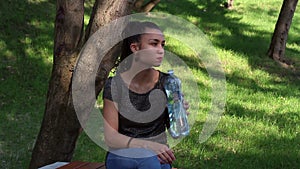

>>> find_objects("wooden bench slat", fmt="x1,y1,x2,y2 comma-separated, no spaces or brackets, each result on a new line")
57,161,106,169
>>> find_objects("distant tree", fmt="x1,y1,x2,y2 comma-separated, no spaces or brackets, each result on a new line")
267,0,298,66
29,0,133,168
224,0,234,9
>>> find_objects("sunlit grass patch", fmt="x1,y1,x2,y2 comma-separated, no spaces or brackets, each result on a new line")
1,0,300,168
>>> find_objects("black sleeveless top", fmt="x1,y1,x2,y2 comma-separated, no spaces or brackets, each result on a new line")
103,71,170,144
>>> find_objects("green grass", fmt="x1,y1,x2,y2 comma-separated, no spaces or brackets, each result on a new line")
0,0,55,168
1,0,300,168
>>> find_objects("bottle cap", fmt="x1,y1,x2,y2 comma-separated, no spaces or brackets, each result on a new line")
167,70,174,74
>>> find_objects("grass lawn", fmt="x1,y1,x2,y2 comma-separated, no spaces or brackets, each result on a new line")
0,0,299,168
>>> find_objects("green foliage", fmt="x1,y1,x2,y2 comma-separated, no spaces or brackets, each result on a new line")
0,0,299,168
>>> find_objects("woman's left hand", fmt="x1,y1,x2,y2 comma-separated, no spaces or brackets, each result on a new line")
182,93,190,115
183,99,190,115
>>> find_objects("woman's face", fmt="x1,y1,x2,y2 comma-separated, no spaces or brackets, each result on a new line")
135,28,165,67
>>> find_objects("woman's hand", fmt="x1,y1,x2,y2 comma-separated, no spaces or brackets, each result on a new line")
182,93,190,115
131,139,176,164
147,141,176,164
183,99,190,115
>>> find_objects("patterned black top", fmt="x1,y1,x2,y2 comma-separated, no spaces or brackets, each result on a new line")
103,70,170,144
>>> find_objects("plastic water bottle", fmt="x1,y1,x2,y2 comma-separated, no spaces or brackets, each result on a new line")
164,70,190,138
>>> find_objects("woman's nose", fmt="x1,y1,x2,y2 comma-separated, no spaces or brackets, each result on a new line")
158,48,164,54
158,44,164,52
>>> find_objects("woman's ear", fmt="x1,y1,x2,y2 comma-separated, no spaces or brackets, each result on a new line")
130,43,139,53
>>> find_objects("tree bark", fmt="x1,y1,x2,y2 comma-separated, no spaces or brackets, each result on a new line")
227,0,233,9
29,0,133,168
85,0,132,97
267,0,298,65
134,0,144,10
224,0,233,9
134,0,160,13
29,1,85,168
142,0,160,13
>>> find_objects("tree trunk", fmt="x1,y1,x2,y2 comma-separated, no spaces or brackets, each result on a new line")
142,0,160,13
224,0,233,9
134,0,144,10
134,0,160,13
227,0,233,9
29,1,85,168
85,0,132,96
29,0,133,168
267,0,298,65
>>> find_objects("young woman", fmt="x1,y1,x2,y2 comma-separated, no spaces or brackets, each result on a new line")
102,21,188,169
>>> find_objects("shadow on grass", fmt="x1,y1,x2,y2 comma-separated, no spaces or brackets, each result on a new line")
226,102,299,132
205,132,300,169
0,0,101,168
176,121,300,169
1,0,299,168
0,0,54,168
155,1,300,168
227,69,300,95
155,0,300,80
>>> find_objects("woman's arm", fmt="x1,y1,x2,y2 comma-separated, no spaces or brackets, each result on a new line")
103,98,129,148
103,98,176,163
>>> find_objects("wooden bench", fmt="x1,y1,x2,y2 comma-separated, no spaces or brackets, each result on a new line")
57,161,106,169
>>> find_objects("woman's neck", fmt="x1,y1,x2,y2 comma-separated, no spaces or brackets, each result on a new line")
120,68,159,93
122,67,154,83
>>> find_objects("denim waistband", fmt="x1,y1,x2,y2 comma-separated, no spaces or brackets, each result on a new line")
108,148,157,158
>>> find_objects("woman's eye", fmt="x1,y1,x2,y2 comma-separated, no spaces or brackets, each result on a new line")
151,43,158,46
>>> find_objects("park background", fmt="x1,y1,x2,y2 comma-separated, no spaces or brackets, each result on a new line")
0,0,299,168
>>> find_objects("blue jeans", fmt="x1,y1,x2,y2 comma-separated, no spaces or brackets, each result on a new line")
106,148,171,169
